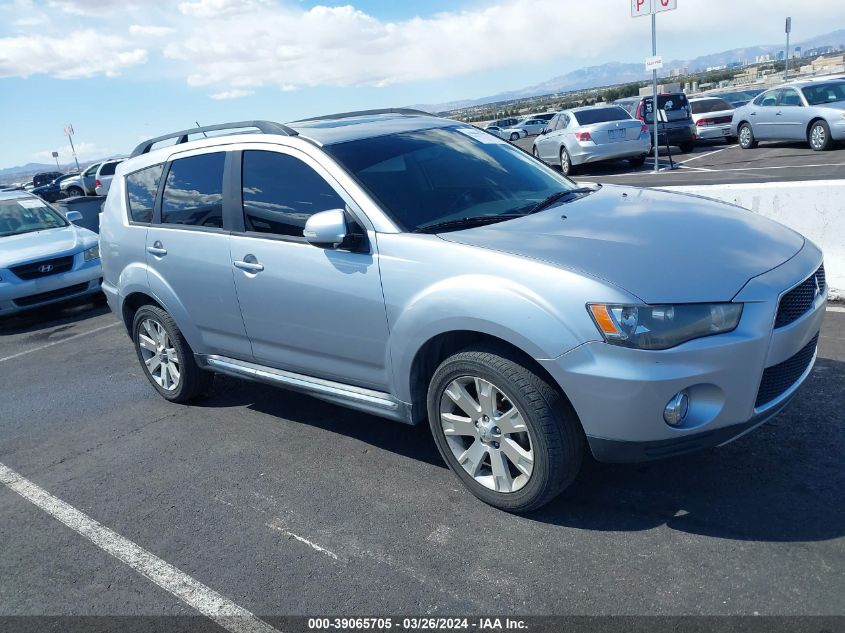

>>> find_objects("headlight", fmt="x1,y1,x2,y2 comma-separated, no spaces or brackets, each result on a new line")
83,245,100,261
587,303,743,350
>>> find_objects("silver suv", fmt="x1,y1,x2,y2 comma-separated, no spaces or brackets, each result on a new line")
100,111,825,512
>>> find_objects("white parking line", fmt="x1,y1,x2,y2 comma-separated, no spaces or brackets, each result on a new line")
679,146,736,164
828,306,845,313
266,519,340,561
691,162,845,174
0,462,280,633
0,322,121,363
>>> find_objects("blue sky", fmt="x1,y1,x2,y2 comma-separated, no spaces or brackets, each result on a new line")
1,0,844,170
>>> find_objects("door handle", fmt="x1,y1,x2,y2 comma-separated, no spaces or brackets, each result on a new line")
146,241,167,256
234,255,264,273
750,112,756,116
775,112,783,116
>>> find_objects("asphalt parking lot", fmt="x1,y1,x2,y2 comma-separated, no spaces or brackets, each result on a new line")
512,136,845,186
1,298,844,627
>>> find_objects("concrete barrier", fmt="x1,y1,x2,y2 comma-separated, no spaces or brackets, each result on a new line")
659,180,845,300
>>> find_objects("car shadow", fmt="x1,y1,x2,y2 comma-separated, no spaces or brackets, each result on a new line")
0,299,110,336
196,354,844,543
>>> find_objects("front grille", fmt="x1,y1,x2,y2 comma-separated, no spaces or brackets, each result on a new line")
755,332,818,408
13,282,89,307
10,255,74,280
774,264,825,328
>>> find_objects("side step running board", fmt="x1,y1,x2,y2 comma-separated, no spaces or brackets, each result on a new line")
197,355,414,424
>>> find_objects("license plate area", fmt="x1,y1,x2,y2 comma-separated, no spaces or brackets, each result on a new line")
608,129,625,141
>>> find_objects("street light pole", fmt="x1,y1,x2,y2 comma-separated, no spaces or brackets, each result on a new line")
785,17,792,80
652,11,659,173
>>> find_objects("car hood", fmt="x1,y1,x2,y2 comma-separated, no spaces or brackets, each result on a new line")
59,176,83,189
438,185,805,303
0,224,97,268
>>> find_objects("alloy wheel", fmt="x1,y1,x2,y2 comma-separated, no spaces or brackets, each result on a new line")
439,376,534,493
811,124,826,150
739,126,751,147
137,318,181,391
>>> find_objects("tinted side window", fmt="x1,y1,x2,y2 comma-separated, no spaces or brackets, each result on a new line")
100,161,120,177
125,164,164,223
161,152,225,227
241,151,345,237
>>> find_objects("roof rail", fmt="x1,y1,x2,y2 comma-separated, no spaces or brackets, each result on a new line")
129,120,298,158
293,108,432,123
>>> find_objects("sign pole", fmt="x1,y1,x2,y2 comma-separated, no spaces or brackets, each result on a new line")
64,124,81,172
784,17,792,80
652,11,659,173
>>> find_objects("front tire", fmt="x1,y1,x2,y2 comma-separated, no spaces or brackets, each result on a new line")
65,186,84,197
427,345,584,512
809,120,832,151
510,132,520,141
132,305,213,403
738,123,757,149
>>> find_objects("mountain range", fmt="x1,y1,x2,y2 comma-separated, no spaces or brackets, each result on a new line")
418,28,845,112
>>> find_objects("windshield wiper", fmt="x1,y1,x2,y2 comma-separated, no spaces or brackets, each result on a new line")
413,214,523,234
527,186,599,215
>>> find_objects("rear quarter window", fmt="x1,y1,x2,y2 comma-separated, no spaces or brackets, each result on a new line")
125,164,164,223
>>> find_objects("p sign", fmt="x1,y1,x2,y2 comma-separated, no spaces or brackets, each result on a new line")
631,0,652,17
655,0,677,13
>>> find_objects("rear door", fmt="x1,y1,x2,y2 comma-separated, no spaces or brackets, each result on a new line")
229,146,391,390
144,149,251,359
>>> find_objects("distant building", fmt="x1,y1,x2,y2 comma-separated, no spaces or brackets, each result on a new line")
794,46,802,58
777,50,785,61
669,66,688,77
754,54,772,63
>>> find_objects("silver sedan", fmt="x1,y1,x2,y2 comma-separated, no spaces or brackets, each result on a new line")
532,106,651,175
731,79,845,151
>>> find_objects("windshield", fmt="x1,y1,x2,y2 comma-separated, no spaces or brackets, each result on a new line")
574,107,631,125
325,126,577,232
691,98,733,114
802,82,845,106
0,198,68,237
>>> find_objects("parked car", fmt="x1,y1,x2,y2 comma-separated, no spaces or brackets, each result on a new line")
706,88,764,108
31,173,78,203
1,182,26,192
483,125,528,141
94,159,124,196
529,112,556,122
532,105,651,175
615,93,696,152
731,79,845,151
101,112,824,513
514,117,549,136
689,96,736,143
32,171,64,188
490,117,520,129
0,191,102,315
61,161,102,197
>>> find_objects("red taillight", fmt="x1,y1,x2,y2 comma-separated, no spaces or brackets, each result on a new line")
635,103,644,121
640,124,649,134
95,179,102,187
575,131,592,142
697,118,714,126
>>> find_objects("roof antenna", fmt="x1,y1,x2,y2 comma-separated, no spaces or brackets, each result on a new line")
195,121,208,138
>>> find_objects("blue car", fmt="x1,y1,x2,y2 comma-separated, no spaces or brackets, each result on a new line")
0,192,102,316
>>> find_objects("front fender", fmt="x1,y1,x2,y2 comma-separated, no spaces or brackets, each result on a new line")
388,274,584,402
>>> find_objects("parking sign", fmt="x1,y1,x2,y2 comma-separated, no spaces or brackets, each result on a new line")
655,0,677,12
631,0,652,17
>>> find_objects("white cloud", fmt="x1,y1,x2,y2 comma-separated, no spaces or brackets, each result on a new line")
129,24,175,37
0,29,147,79
32,142,114,163
209,89,254,100
178,0,271,18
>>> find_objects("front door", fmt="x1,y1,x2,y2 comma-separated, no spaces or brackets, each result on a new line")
229,147,391,391
774,88,809,140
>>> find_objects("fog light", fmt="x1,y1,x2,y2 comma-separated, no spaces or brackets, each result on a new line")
663,391,689,426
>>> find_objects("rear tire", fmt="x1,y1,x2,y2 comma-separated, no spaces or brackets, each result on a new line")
628,155,647,167
510,132,520,141
427,345,584,513
738,123,758,149
679,142,695,153
559,147,574,176
65,186,84,197
132,305,213,403
809,120,832,151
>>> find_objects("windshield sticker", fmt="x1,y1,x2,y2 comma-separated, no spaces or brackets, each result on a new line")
17,199,47,209
457,127,508,144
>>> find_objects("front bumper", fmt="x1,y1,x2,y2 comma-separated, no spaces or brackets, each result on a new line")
539,245,825,462
830,117,845,141
0,255,102,316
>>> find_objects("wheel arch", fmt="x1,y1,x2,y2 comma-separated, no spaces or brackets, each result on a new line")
806,117,828,139
121,292,164,335
407,330,572,424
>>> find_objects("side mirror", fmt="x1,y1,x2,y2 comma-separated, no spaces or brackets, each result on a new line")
304,209,348,248
541,128,550,135
64,210,83,223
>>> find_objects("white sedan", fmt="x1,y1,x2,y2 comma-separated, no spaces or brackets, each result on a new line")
483,125,528,141
515,118,549,136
